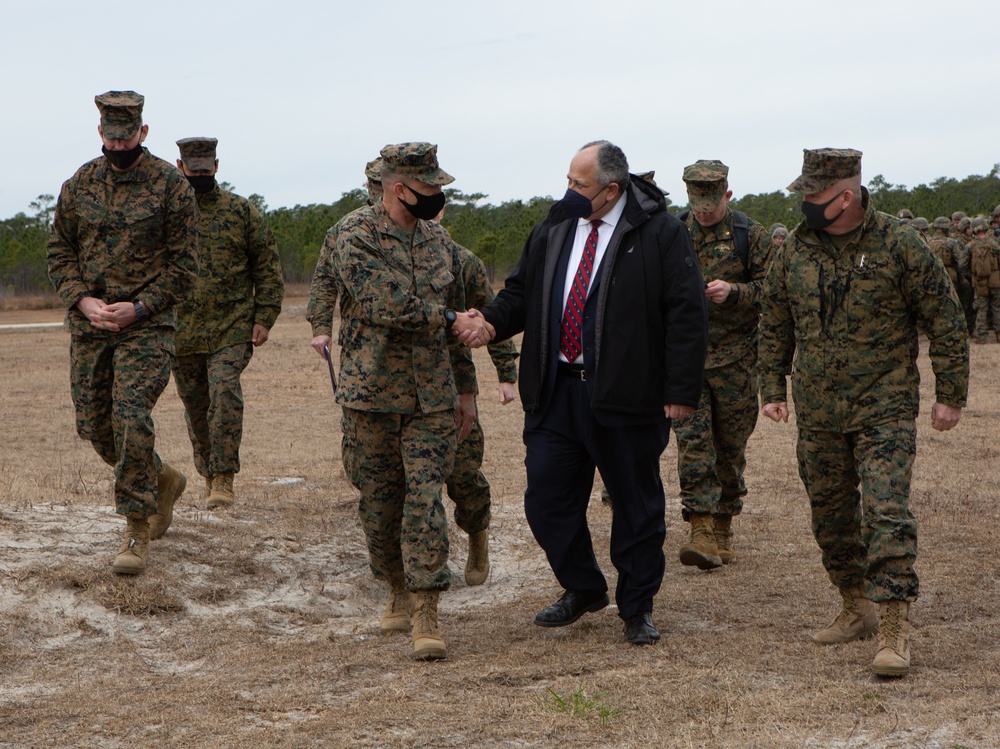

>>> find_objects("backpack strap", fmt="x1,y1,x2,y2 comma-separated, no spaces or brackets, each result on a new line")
731,210,751,282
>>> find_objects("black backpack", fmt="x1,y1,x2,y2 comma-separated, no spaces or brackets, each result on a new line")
678,209,752,282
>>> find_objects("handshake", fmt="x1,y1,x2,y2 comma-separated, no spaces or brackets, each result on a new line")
450,309,495,348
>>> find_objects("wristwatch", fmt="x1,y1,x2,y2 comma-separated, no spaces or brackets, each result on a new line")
444,308,457,325
133,301,150,322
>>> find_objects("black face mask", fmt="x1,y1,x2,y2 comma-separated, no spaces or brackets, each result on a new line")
186,175,216,194
400,185,446,221
801,191,846,231
550,186,611,223
102,142,144,170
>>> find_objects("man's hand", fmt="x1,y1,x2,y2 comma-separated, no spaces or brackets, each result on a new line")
498,382,518,405
762,402,789,423
664,404,695,420
931,402,962,431
78,297,142,332
456,392,477,441
311,334,332,358
252,324,271,346
453,309,495,348
705,279,733,304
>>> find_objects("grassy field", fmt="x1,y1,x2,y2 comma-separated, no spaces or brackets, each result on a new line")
0,296,997,748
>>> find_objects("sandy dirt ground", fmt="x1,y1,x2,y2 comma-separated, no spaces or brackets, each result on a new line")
1,297,998,748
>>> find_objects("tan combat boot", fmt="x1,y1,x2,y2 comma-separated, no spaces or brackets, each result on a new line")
713,514,734,565
113,517,150,575
679,513,723,570
411,590,446,660
148,463,187,540
465,529,490,586
872,600,911,677
206,474,235,510
812,585,879,644
380,584,415,633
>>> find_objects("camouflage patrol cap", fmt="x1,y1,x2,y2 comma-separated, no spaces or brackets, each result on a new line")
932,216,952,230
971,217,989,233
897,209,914,220
379,142,454,185
636,170,669,196
95,90,144,140
176,137,218,171
682,160,729,212
911,217,929,230
951,211,967,221
787,148,862,195
365,156,384,201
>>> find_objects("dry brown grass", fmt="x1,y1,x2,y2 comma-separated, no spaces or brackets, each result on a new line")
0,290,61,312
1,298,999,748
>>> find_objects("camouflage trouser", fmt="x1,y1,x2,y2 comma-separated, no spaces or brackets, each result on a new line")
972,289,1000,340
341,407,456,591
444,418,490,535
961,282,976,333
70,328,172,518
172,343,253,478
796,420,918,602
673,350,758,519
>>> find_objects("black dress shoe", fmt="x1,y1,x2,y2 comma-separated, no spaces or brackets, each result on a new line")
534,590,610,627
623,612,660,645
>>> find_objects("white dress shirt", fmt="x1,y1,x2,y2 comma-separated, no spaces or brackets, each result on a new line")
559,192,628,363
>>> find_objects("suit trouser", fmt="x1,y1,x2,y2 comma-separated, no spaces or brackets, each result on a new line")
796,420,918,602
523,374,670,620
70,327,172,518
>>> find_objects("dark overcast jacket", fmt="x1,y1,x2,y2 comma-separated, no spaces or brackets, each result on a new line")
481,175,708,423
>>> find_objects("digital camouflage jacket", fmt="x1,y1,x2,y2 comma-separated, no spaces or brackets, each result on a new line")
335,202,476,414
47,149,199,337
684,208,773,369
174,186,284,355
759,189,969,432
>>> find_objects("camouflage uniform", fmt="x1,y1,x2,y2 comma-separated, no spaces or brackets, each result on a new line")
335,145,476,593
172,138,284,481
306,225,345,343
760,149,968,603
307,157,385,343
46,92,199,518
927,217,969,293
950,219,975,323
675,161,774,522
968,224,1000,342
446,246,518,534
309,161,518,538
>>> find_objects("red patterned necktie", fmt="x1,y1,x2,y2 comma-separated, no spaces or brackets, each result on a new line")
559,219,603,363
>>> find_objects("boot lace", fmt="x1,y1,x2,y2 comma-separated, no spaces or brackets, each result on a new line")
881,602,901,647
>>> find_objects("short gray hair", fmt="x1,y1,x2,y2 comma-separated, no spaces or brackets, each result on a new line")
580,140,630,191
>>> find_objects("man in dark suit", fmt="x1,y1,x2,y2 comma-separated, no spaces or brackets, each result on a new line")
458,141,707,644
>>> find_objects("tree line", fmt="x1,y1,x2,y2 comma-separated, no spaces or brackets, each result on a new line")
3,167,999,297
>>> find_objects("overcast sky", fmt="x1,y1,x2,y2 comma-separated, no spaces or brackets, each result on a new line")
1,0,995,219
